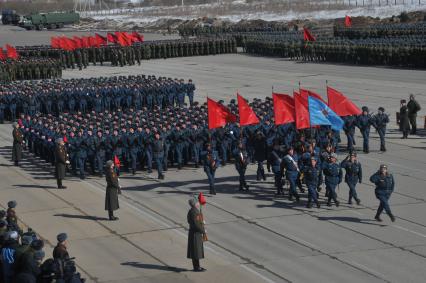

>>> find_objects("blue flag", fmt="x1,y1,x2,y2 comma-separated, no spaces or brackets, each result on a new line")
308,96,344,131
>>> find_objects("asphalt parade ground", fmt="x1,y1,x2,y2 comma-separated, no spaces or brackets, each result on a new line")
1,52,426,282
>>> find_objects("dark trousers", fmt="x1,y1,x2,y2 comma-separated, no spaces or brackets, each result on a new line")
57,179,63,188
376,193,392,217
108,209,115,219
377,128,386,150
409,115,417,134
287,175,299,199
192,259,200,270
361,129,370,152
307,184,318,203
237,167,247,189
206,168,216,193
256,161,265,180
347,182,359,202
326,183,338,203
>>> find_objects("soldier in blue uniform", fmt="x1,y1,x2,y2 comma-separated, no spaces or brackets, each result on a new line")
233,142,249,191
370,164,395,222
283,147,300,202
186,79,196,106
356,106,373,153
323,153,343,207
75,130,87,179
94,130,106,177
201,143,219,195
343,115,356,152
341,152,362,205
127,127,139,175
85,130,96,175
303,156,322,208
373,107,389,152
153,132,165,179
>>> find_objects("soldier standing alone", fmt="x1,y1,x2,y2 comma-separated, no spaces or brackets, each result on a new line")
54,138,68,189
399,100,410,139
105,160,121,221
12,122,24,166
187,198,206,272
407,94,421,135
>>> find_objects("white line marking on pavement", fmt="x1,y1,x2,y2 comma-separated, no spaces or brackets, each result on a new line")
240,264,278,283
393,225,426,239
349,260,387,280
81,180,273,282
351,210,364,216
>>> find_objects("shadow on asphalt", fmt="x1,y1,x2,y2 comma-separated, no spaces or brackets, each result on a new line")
316,216,386,226
54,213,110,221
121,261,187,272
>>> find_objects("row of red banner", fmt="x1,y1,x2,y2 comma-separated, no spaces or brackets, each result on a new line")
207,86,361,130
51,31,144,51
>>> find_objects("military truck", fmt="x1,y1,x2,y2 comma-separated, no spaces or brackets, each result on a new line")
19,11,80,30
2,9,21,25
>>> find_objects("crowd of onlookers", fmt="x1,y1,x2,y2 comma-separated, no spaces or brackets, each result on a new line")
0,201,84,283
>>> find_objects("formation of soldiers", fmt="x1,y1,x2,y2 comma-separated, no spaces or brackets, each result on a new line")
0,75,196,122
0,201,84,282
0,58,62,82
333,22,426,39
10,77,393,207
243,31,426,68
177,20,290,37
16,37,237,71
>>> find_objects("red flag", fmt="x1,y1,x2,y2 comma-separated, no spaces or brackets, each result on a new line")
273,92,295,125
300,88,327,104
59,37,74,51
114,155,121,167
107,33,117,44
88,36,99,47
63,136,68,143
131,31,144,42
327,86,361,116
207,98,237,129
121,32,133,45
0,48,6,60
294,92,310,129
51,37,60,49
303,27,316,42
73,36,83,49
237,93,259,126
81,36,90,48
345,15,352,27
198,192,206,205
114,32,127,47
95,33,107,46
5,44,19,59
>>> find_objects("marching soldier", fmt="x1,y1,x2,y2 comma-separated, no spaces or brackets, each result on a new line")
303,157,322,208
283,147,300,202
105,160,121,221
201,143,219,195
323,153,342,207
233,142,249,191
341,152,362,205
357,106,373,153
373,107,389,152
153,132,165,180
370,164,395,222
187,198,206,272
54,138,68,189
12,122,24,166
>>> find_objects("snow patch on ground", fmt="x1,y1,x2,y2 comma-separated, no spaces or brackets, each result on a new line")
89,3,425,24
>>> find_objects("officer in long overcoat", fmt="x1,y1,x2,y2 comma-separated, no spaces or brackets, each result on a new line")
54,138,68,189
12,122,23,166
399,100,410,139
105,160,120,221
187,198,206,272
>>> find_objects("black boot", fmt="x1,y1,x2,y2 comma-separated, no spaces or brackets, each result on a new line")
389,214,396,222
375,214,382,222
